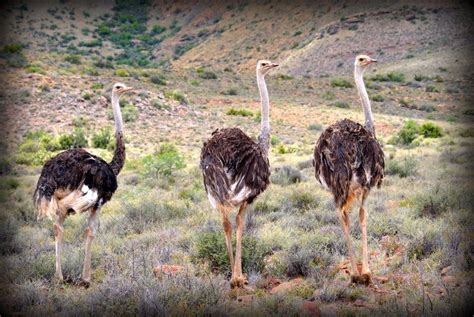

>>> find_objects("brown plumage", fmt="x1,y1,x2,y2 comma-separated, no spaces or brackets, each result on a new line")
33,82,132,285
313,119,384,208
200,60,278,289
313,55,384,285
201,128,270,207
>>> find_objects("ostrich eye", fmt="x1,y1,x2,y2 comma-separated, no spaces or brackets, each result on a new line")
359,58,364,62
262,63,267,66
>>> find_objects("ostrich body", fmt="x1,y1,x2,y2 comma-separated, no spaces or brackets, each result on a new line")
313,55,384,284
33,83,133,285
200,60,278,288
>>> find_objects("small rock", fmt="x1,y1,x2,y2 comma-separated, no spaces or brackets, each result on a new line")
270,277,303,294
301,301,321,317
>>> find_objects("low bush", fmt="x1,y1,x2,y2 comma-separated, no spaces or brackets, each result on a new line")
331,101,349,108
64,54,81,64
222,88,238,96
372,72,405,82
420,122,443,138
271,166,302,186
142,143,186,177
331,78,353,88
226,108,253,117
391,120,419,145
195,231,271,275
385,156,417,177
58,128,88,149
372,94,384,102
308,123,323,131
164,90,188,105
115,69,130,77
426,85,440,93
92,127,113,149
120,102,138,122
150,74,166,85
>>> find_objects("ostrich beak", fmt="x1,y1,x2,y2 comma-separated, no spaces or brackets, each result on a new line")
368,59,377,64
122,87,134,93
271,63,279,67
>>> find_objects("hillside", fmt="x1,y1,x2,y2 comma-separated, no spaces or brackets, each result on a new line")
0,0,473,316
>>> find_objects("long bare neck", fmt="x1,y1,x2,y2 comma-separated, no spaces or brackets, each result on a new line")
110,93,126,175
354,67,375,137
257,71,270,156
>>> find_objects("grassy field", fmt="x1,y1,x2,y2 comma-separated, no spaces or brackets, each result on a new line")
0,1,473,316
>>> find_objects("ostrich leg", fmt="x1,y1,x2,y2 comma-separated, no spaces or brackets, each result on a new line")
81,208,99,285
358,190,371,284
231,202,248,288
218,204,234,276
53,215,66,281
338,204,359,281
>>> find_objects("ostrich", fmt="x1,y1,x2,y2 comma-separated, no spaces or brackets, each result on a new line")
200,60,278,288
313,55,384,284
33,83,133,285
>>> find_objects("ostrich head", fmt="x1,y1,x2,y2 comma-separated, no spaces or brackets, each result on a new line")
354,55,377,72
112,82,133,97
257,60,279,76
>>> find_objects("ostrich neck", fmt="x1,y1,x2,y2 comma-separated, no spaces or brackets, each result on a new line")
111,94,123,134
257,72,270,156
354,68,375,137
110,93,126,175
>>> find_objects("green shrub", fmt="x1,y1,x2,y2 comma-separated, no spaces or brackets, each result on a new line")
195,231,271,274
385,156,417,177
64,54,81,65
289,191,318,211
426,85,440,93
82,92,92,100
115,69,130,77
3,44,23,54
372,72,405,82
322,91,335,100
331,78,353,88
150,74,166,85
222,88,238,95
395,120,420,145
308,123,323,131
92,127,112,149
198,70,217,79
91,83,104,90
15,130,62,165
226,108,253,117
271,166,302,186
331,101,349,109
278,74,294,80
121,102,138,122
164,90,188,105
142,143,186,177
26,65,45,74
276,144,297,154
420,122,443,138
372,94,384,102
151,24,166,34
58,128,88,149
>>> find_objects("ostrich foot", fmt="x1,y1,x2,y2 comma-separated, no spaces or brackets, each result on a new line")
351,273,372,285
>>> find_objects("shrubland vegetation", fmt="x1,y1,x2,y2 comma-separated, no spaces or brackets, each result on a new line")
0,1,472,315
